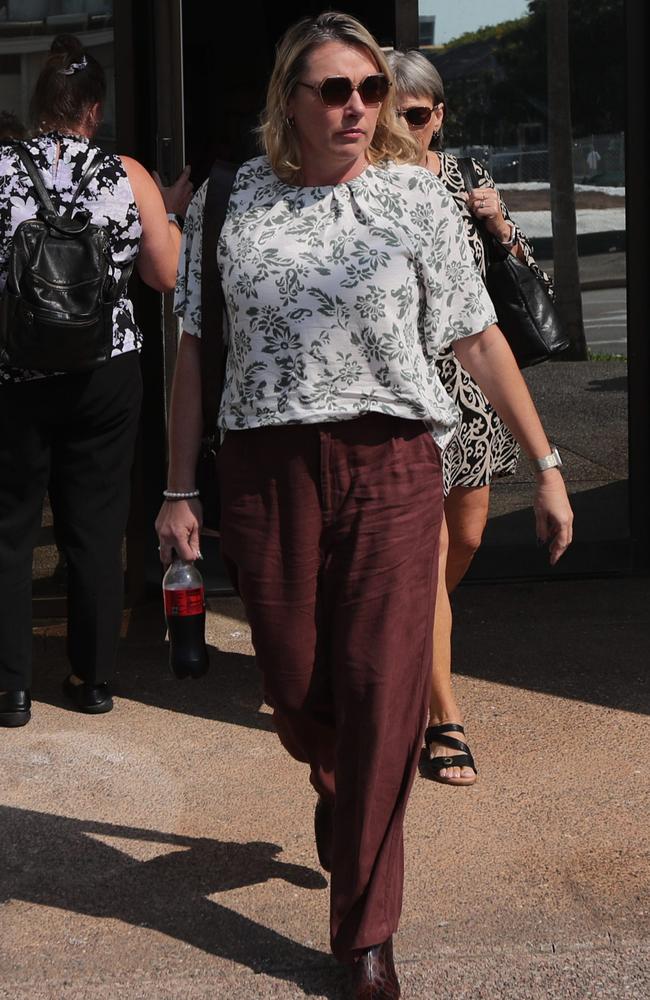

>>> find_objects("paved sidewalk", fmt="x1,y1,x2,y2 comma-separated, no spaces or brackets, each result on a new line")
1,577,648,999
537,250,626,289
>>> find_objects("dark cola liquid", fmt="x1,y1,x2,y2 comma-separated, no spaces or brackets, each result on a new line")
164,586,209,679
166,612,209,679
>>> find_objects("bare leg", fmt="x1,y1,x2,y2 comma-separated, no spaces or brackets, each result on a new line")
427,485,490,781
428,517,459,722
444,484,491,592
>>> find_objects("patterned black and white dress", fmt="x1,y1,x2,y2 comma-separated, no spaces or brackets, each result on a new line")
0,131,142,384
435,153,552,493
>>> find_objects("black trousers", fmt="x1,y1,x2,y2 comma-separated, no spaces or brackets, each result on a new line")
0,352,142,690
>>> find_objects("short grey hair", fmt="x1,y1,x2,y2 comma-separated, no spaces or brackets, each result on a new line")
385,49,445,150
385,49,445,103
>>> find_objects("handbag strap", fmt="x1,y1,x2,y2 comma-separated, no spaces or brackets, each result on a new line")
457,155,480,196
457,156,492,258
457,156,510,264
200,159,239,442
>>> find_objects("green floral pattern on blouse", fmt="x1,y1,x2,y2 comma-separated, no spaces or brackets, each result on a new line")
174,156,496,449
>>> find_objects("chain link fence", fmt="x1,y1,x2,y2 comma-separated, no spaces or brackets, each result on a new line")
452,132,625,187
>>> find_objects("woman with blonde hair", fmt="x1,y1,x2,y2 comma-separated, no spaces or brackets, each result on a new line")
157,13,571,997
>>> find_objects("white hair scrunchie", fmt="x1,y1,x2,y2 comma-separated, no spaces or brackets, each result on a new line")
58,55,88,76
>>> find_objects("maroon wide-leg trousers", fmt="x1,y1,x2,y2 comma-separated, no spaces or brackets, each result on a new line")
218,414,443,961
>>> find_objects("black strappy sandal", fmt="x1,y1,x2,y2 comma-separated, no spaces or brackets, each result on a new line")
423,723,478,786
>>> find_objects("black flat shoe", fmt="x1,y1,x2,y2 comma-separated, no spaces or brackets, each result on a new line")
63,674,113,714
0,689,31,727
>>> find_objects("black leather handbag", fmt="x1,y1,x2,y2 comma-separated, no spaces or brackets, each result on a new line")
195,160,238,533
458,158,570,369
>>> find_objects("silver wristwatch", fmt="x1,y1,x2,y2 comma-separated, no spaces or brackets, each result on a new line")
498,222,517,247
531,447,563,472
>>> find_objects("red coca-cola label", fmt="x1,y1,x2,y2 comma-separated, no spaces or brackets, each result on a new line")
164,586,205,617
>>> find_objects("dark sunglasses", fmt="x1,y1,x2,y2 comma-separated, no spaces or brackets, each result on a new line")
296,73,391,108
397,105,440,129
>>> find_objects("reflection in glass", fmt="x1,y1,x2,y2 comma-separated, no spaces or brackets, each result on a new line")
0,2,115,151
1,3,116,600
416,0,628,575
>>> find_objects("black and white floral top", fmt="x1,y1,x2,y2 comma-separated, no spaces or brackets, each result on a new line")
0,131,142,384
435,152,552,491
175,155,496,450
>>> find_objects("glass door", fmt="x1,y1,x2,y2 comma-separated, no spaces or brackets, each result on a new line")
0,1,186,609
0,1,118,616
416,0,628,578
117,0,187,599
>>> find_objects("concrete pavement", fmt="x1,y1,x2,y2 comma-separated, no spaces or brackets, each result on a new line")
1,576,649,999
536,250,626,290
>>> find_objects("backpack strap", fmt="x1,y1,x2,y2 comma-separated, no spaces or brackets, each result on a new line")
14,142,103,218
13,143,57,215
200,159,239,446
67,152,103,213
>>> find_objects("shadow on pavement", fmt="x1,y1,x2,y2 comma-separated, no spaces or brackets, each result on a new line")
0,805,344,997
32,565,649,726
31,599,274,733
586,375,627,392
471,480,631,578
451,575,650,715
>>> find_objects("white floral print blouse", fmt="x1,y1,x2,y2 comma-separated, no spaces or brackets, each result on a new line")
174,155,496,449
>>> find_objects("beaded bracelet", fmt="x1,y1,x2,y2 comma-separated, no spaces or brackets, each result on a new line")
163,489,200,500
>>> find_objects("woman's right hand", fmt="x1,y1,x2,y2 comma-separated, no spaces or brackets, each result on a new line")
533,469,574,565
152,165,193,218
155,498,203,564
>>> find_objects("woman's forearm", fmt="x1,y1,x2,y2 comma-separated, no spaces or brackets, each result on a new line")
452,324,552,461
155,331,204,563
166,331,203,490
452,324,573,564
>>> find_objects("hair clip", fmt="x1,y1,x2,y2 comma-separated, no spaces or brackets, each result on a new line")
58,56,88,76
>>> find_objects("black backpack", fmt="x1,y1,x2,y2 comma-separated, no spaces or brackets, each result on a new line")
0,144,132,373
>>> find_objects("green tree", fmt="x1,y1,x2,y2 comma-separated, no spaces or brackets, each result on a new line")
437,0,624,147
530,0,625,135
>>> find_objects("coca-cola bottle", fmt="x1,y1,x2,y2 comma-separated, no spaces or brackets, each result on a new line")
162,554,209,679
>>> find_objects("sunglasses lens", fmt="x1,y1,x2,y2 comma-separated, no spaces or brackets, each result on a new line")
319,77,354,107
318,74,390,107
404,107,433,127
358,74,390,105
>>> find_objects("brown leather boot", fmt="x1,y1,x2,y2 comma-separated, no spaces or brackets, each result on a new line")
314,796,333,872
348,937,400,999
